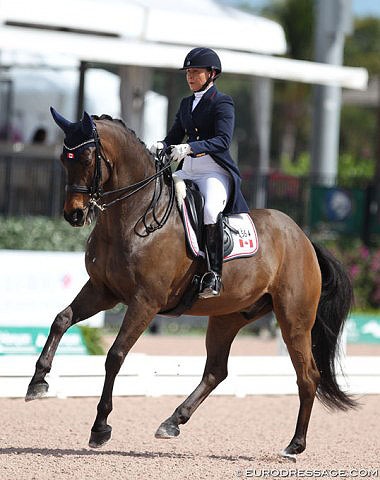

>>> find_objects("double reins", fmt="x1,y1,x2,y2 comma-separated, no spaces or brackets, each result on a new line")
65,127,176,236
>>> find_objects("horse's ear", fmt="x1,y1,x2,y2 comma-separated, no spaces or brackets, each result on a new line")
81,111,94,137
50,106,73,133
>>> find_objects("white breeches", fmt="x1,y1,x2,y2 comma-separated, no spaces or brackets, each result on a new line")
174,155,232,224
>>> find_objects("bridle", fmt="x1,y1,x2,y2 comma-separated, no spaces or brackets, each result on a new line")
64,125,176,236
64,129,111,199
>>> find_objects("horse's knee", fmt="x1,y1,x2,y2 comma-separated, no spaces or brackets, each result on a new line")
105,347,125,372
203,368,228,388
51,307,72,335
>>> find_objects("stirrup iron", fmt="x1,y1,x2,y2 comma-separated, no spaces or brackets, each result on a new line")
199,271,221,299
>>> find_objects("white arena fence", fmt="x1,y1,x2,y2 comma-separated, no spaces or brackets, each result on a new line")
1,354,379,399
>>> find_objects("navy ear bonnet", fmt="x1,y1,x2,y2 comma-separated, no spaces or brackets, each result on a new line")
50,107,95,157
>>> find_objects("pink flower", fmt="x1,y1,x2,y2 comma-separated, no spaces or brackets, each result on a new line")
349,264,360,279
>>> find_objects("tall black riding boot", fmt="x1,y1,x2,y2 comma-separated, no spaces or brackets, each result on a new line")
199,216,224,299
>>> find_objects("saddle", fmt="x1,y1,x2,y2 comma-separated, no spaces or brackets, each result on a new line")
158,177,259,317
181,179,236,257
177,179,258,261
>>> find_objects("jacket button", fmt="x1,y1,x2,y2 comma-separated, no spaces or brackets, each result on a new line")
195,127,198,132
196,136,200,140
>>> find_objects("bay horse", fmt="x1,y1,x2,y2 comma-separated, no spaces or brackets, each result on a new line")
26,109,356,459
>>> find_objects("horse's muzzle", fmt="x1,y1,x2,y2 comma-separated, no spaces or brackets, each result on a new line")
64,208,86,227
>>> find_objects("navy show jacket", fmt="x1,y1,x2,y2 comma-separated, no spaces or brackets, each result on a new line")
163,85,249,215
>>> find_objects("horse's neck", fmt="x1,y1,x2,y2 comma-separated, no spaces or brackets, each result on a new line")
98,142,170,237
111,145,155,189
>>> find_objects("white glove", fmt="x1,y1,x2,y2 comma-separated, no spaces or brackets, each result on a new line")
169,144,192,163
149,141,164,156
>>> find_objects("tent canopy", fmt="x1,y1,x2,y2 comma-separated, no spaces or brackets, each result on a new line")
0,0,287,55
0,0,368,90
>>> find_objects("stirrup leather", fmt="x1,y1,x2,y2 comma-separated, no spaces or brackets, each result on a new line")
199,271,221,298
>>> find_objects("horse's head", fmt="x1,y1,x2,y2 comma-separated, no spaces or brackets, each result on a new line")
51,107,110,227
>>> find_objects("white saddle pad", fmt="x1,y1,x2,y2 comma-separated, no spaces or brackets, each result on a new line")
182,204,259,262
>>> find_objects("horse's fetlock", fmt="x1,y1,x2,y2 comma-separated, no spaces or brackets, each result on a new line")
175,408,190,424
98,402,113,418
36,358,51,374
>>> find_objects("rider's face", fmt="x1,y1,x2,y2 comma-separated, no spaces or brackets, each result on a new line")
186,68,213,92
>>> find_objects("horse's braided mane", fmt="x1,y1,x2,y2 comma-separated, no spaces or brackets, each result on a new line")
92,114,147,149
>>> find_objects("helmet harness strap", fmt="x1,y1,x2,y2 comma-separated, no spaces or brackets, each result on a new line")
194,69,219,93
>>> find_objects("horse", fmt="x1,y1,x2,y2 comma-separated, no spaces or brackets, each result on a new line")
26,108,356,459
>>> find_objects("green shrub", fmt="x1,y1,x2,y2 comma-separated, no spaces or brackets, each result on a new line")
281,152,375,181
0,216,91,251
79,326,105,355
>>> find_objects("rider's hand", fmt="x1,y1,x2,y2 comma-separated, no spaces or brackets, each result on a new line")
149,141,164,156
169,144,192,164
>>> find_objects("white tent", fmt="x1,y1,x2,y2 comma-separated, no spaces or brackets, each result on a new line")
0,0,286,54
0,0,367,89
3,68,122,143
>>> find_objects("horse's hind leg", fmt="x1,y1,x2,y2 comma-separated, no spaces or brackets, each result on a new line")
155,313,247,439
274,297,321,458
26,280,116,401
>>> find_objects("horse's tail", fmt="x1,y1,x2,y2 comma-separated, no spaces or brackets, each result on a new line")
311,242,358,411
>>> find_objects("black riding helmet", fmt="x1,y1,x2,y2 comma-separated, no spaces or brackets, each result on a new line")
181,48,222,92
181,47,222,75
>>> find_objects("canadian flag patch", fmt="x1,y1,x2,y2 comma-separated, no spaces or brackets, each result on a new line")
67,152,74,159
239,239,254,248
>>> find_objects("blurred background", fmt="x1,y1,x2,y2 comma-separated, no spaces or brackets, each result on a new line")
0,0,380,355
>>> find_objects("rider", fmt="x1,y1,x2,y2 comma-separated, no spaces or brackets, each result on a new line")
150,47,249,298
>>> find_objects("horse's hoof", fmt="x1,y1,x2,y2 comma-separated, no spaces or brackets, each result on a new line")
280,449,297,462
89,425,112,448
282,439,305,460
25,382,49,402
155,421,180,439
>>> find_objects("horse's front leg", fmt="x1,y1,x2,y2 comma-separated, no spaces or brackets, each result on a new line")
25,280,116,401
89,301,157,448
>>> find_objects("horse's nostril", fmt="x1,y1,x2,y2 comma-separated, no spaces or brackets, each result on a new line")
64,209,85,226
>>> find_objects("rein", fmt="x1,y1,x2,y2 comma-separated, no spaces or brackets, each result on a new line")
95,149,176,237
65,127,175,236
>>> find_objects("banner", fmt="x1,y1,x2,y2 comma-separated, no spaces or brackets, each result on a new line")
0,250,104,327
309,186,365,235
347,313,380,344
0,325,87,355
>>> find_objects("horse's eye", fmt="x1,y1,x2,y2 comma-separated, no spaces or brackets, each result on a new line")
81,149,94,166
82,157,93,166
